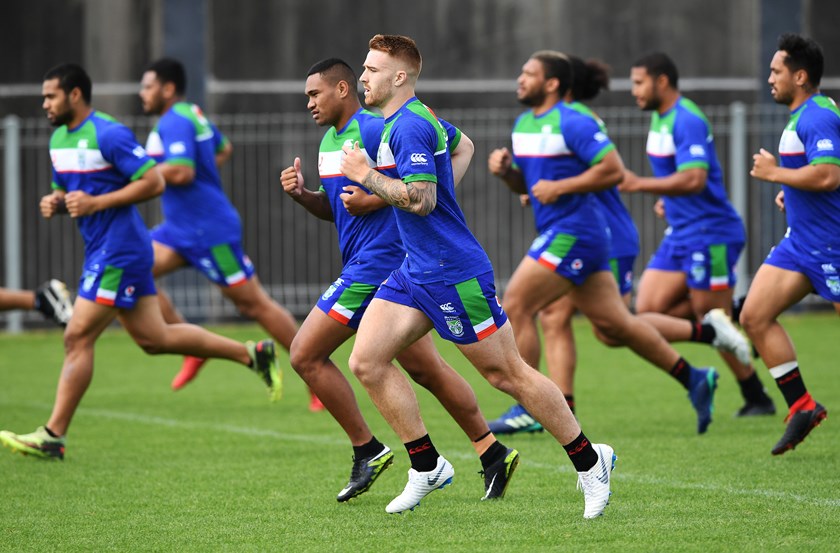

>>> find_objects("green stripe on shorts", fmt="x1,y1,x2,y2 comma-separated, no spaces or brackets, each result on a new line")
710,244,729,280
609,258,620,283
100,265,124,294
454,277,493,329
336,282,378,311
211,244,242,279
547,233,577,258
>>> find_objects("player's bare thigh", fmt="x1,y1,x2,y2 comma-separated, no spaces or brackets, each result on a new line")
504,257,575,315
351,298,433,369
740,264,813,328
636,268,688,313
152,241,188,278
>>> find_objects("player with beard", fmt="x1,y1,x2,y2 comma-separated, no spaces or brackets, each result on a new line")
621,52,776,418
744,33,837,454
489,51,719,436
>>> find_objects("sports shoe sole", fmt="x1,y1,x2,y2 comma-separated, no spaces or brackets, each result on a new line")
771,408,827,455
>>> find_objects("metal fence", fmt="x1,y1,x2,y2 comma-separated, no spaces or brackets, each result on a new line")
1,103,794,329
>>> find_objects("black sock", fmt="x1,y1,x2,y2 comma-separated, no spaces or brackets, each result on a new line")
690,322,716,344
669,358,692,390
479,440,507,470
405,434,439,472
44,425,59,438
738,371,770,404
353,436,385,461
564,394,576,415
563,432,598,472
774,366,808,408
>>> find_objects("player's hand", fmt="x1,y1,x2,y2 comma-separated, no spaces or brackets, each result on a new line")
750,148,778,181
280,157,305,198
39,192,64,219
340,142,370,184
488,148,512,177
531,179,561,204
340,185,379,216
618,169,641,192
519,194,530,207
64,190,98,217
775,189,785,212
653,197,666,219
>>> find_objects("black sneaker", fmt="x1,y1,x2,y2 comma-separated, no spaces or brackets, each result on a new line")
35,279,73,327
771,402,827,455
336,446,394,502
735,399,776,417
246,340,282,401
480,448,520,500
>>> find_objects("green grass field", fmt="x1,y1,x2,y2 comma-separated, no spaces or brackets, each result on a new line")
1,313,838,552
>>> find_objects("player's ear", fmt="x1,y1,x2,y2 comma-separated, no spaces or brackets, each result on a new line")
337,80,349,98
394,70,407,87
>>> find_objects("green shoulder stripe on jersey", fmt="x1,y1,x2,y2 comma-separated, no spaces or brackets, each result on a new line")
403,172,437,184
678,97,712,130
810,156,840,166
166,157,195,168
515,109,562,134
49,119,99,150
405,100,448,154
567,101,608,133
589,143,616,166
172,102,214,141
130,159,157,182
812,95,840,118
677,160,710,172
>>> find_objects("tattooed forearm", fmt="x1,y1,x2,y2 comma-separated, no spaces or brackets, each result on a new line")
362,169,437,216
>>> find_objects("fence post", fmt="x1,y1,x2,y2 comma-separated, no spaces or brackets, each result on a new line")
4,115,23,333
729,102,748,297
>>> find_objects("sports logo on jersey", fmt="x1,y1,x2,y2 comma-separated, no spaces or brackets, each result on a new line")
439,302,456,313
691,263,706,283
826,275,840,296
77,139,89,149
445,316,464,337
169,142,187,155
817,139,835,152
199,258,220,282
322,278,344,301
692,252,706,262
410,153,428,164
689,144,706,157
82,270,97,292
124,285,135,298
822,263,837,274
594,131,608,143
570,259,583,272
132,145,147,158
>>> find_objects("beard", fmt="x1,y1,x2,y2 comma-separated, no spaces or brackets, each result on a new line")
49,108,74,127
771,87,793,106
518,89,547,107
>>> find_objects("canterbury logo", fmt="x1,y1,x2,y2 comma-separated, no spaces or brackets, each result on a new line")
410,153,427,163
567,438,590,456
408,442,431,455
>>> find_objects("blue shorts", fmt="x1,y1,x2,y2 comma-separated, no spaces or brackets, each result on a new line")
764,236,840,302
317,275,379,330
647,237,742,291
527,228,610,286
151,225,255,288
375,268,508,344
78,258,156,309
611,255,636,296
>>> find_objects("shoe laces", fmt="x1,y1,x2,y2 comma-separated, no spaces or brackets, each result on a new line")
349,456,366,480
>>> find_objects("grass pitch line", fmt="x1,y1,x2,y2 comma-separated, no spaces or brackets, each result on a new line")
5,400,838,509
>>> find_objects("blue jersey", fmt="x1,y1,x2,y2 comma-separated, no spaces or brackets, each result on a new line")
566,101,640,258
49,111,156,265
511,101,614,242
377,97,492,285
645,97,745,245
777,94,840,252
145,102,242,249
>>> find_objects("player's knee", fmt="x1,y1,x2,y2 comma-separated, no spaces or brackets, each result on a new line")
483,366,516,395
348,352,379,385
63,326,93,354
131,331,167,355
593,327,622,348
738,305,762,338
232,297,262,320
288,340,316,377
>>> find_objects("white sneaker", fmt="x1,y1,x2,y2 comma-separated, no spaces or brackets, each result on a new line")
35,279,73,327
704,308,751,365
577,443,615,519
385,455,454,514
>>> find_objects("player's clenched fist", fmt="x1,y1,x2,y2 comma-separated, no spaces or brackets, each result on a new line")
488,147,513,177
280,157,305,198
40,192,65,219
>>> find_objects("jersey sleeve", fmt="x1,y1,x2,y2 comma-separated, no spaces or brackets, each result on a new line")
437,118,462,153
673,112,711,172
158,113,197,167
391,117,438,184
99,125,156,183
563,111,616,166
360,116,385,162
210,122,230,154
50,165,66,191
799,109,840,167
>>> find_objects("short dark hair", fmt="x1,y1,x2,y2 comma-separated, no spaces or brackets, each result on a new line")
632,52,679,89
306,58,357,88
145,57,187,95
777,33,823,87
43,63,92,104
532,50,572,97
569,56,610,101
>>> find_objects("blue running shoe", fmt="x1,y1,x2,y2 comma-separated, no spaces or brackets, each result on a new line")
688,367,719,434
487,404,543,435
